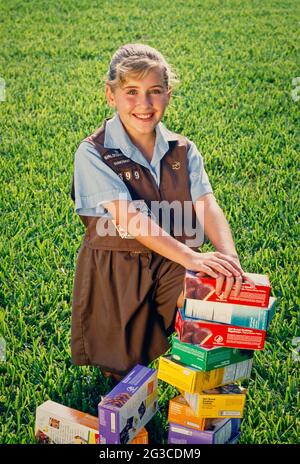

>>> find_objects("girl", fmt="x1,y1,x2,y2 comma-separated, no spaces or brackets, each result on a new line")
70,43,253,382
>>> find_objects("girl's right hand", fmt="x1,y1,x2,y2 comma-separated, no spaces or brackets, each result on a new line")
182,251,243,279
181,251,255,298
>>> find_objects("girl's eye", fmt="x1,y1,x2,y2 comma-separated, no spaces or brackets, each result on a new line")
126,89,162,95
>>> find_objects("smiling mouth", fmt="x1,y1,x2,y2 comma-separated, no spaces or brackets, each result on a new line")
133,113,154,120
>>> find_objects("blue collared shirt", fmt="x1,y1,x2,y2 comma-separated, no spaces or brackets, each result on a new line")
74,112,213,216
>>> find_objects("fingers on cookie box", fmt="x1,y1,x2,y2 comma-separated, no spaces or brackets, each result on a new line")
184,270,271,308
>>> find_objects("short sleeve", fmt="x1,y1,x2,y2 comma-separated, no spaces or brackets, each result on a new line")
186,140,213,202
74,141,132,217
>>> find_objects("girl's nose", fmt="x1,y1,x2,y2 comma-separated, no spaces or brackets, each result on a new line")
137,93,153,107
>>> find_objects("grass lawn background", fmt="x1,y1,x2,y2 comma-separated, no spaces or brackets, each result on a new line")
0,0,299,444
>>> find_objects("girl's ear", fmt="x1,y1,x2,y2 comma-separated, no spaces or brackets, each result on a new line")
167,85,172,103
105,82,116,108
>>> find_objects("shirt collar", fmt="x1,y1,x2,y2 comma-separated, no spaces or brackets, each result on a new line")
103,112,178,166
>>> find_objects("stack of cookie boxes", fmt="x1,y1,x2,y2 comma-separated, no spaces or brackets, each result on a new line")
157,271,276,444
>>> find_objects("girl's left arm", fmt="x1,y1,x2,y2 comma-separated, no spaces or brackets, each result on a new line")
194,192,239,258
194,192,254,297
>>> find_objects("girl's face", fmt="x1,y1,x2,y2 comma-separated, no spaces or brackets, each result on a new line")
105,68,172,142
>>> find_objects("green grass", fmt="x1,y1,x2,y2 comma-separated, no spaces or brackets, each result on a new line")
0,0,299,444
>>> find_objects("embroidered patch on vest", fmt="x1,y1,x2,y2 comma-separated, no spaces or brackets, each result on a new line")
172,161,181,170
103,151,123,161
113,159,132,166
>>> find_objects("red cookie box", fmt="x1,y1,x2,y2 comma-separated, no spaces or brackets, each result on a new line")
175,308,266,350
184,270,271,308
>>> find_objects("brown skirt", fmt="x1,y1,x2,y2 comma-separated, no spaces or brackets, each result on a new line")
71,244,186,377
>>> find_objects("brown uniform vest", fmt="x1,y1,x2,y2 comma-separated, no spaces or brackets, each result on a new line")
70,118,201,252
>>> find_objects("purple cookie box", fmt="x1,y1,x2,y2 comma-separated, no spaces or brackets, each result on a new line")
98,364,158,444
168,419,241,444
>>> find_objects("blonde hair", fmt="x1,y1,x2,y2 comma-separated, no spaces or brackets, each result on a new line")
105,43,180,92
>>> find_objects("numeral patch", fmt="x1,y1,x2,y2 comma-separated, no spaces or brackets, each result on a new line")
118,169,142,182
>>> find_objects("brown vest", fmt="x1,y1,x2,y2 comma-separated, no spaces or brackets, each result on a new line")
71,118,201,252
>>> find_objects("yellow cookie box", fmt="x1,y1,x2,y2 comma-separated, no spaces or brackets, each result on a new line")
158,355,252,394
183,385,247,418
